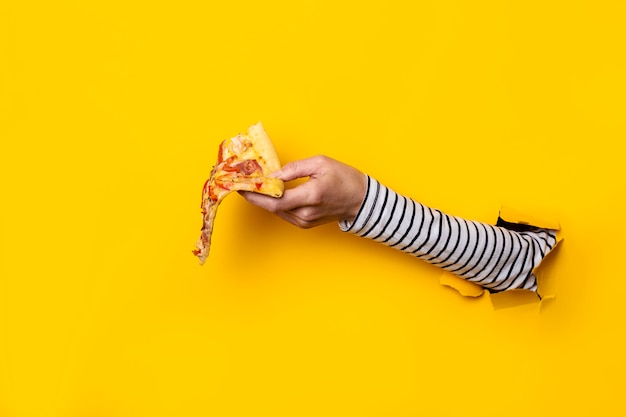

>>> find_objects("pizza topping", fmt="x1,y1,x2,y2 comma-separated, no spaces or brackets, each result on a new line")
201,179,210,196
235,159,263,175
209,185,220,201
217,142,224,163
220,156,239,172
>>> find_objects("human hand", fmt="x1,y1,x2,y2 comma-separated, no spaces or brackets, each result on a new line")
240,155,367,229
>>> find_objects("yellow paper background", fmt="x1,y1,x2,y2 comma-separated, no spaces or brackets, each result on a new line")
1,1,625,416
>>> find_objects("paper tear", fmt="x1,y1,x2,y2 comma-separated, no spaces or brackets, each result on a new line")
439,206,563,310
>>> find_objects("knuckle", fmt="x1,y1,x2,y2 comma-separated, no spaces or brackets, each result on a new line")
298,207,319,223
312,154,330,166
266,199,282,213
283,160,298,174
306,187,323,205
294,217,315,229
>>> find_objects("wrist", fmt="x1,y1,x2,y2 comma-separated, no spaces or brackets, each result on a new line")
347,173,368,221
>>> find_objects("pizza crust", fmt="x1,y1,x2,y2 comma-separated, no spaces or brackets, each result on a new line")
247,122,282,174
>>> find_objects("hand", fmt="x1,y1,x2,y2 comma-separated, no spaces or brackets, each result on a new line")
240,155,367,229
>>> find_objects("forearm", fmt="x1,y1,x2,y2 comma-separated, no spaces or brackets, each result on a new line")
339,176,558,292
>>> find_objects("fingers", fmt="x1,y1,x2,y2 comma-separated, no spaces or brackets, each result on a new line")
238,190,281,211
240,182,319,213
274,209,318,229
239,191,318,228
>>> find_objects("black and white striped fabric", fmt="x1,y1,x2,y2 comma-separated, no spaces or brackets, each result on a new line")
339,176,558,292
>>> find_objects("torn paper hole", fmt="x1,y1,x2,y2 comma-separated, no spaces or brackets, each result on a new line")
439,206,563,310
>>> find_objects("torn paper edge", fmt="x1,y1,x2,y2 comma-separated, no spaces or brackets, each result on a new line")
439,206,563,310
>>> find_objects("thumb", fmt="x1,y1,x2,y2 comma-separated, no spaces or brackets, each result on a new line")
271,156,324,182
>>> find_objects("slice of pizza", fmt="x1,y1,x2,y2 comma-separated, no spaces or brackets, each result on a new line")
193,122,284,265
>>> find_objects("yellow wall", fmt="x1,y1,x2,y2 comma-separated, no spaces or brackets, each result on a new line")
1,1,625,416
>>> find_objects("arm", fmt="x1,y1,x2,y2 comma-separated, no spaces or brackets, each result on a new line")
342,175,557,292
241,156,558,292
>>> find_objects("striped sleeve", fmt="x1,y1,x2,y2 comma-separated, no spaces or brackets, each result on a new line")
339,176,558,292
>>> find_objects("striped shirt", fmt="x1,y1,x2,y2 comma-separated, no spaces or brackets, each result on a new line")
339,176,558,292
